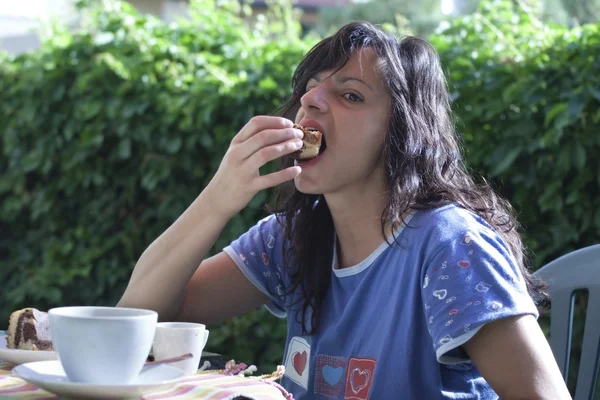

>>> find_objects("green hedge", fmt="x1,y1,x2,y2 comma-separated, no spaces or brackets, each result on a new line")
1,0,599,390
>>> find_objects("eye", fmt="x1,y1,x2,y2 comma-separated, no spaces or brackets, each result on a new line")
344,93,363,103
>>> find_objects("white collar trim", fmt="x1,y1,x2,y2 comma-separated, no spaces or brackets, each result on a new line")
332,212,415,278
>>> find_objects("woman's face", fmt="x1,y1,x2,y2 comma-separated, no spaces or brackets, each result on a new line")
293,48,391,196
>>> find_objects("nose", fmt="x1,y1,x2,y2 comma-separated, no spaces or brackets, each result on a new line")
299,84,329,114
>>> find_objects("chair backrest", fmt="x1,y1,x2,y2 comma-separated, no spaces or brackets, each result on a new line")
533,244,600,400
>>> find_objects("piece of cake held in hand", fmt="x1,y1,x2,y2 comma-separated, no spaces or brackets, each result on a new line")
6,308,53,351
291,124,323,161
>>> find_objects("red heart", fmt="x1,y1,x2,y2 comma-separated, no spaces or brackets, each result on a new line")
293,351,307,376
458,260,470,268
262,253,269,265
449,309,458,316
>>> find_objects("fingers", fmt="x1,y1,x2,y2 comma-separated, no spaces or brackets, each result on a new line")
233,116,293,144
246,139,303,169
239,127,303,160
254,166,302,190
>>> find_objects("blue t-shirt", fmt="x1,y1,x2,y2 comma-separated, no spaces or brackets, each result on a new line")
223,204,538,400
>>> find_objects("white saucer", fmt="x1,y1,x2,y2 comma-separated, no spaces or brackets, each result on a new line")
13,360,185,399
0,333,58,364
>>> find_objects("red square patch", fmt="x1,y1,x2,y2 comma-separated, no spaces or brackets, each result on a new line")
344,358,376,400
315,354,347,398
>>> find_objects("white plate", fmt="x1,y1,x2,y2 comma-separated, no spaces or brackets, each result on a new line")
0,333,57,364
13,360,185,399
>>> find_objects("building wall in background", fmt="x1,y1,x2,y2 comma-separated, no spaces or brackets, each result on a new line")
0,0,78,54
0,0,348,54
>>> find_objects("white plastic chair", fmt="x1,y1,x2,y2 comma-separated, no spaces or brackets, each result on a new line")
534,244,600,400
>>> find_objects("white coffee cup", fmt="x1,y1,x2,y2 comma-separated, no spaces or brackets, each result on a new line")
48,306,157,385
152,322,209,376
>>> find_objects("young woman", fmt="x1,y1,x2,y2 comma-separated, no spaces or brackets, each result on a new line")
119,21,571,400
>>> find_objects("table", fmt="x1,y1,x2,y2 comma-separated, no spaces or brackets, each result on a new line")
0,361,290,399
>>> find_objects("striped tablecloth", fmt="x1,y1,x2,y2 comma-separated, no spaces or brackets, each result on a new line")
0,361,292,400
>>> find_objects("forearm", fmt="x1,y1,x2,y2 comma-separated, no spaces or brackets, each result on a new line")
117,116,301,320
117,188,230,320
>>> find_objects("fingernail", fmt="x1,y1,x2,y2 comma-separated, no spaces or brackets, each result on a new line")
294,129,304,138
293,139,303,148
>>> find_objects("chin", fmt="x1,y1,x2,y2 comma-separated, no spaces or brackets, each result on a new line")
293,175,324,195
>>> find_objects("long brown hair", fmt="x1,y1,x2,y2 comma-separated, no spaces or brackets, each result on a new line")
271,21,546,335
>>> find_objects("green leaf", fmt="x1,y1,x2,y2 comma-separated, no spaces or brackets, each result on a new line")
118,139,131,159
538,181,563,212
589,87,600,102
199,133,214,149
490,146,522,176
544,103,568,128
568,98,584,117
79,101,103,121
165,137,182,154
258,76,277,90
21,149,43,172
565,190,578,205
572,143,586,170
79,128,103,147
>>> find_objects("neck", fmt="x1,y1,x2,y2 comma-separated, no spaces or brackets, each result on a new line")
325,172,391,269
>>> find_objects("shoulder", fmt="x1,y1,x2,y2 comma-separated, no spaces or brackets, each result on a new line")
252,213,285,234
412,203,493,236
408,204,504,256
228,213,286,252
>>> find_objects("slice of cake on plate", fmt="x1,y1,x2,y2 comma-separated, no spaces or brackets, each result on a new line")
6,308,53,351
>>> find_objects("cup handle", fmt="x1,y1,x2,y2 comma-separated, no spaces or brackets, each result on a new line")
203,330,209,348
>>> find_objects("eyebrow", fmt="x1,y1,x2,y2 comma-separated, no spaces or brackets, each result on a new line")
308,74,375,92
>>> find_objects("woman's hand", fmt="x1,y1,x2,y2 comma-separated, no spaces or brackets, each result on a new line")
205,116,303,218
